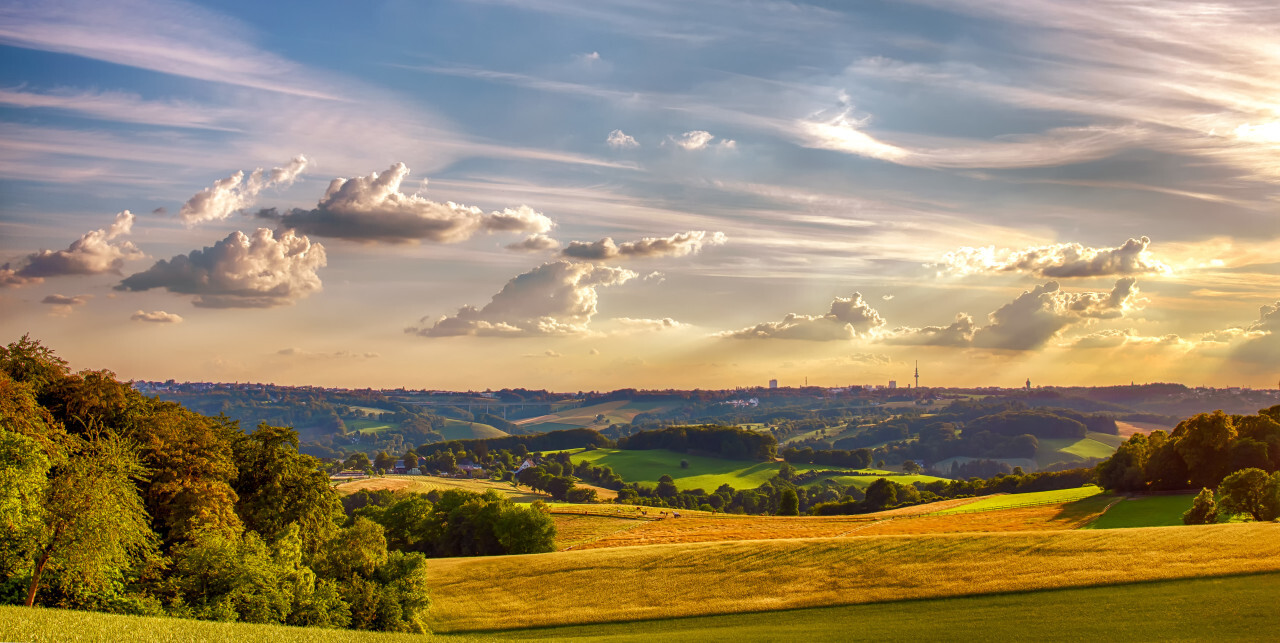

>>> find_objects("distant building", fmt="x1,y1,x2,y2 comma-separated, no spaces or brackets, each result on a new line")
1025,378,1032,391
888,380,897,389
769,379,778,389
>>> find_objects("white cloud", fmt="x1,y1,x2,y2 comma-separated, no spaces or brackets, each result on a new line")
607,129,639,148
3,211,143,284
936,236,1172,278
273,162,554,243
180,155,309,226
612,317,685,333
131,310,183,324
506,233,561,252
408,261,637,337
562,230,726,261
890,278,1144,350
117,228,326,308
41,293,90,316
667,130,736,151
720,293,886,341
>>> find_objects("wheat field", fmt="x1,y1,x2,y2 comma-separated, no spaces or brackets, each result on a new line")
424,522,1280,632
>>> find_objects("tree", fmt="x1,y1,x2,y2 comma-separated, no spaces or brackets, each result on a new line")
680,459,690,469
344,452,372,471
1182,488,1218,525
778,489,799,516
493,506,556,554
1218,468,1271,521
901,460,923,475
1261,472,1280,522
233,424,342,557
24,435,157,607
1173,411,1237,488
656,474,678,499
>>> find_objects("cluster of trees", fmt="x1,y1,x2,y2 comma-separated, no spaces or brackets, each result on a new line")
0,337,552,632
616,425,777,461
1096,408,1280,492
342,489,555,557
811,468,1096,515
780,446,873,469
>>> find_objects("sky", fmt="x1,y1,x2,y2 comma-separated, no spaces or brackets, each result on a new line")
0,0,1277,391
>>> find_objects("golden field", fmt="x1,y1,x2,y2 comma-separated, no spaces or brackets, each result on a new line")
423,522,1280,632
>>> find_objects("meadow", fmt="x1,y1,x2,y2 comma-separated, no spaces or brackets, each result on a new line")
1085,493,1197,529
423,522,1280,632
7,572,1276,641
334,475,546,503
931,485,1102,514
567,448,942,490
438,418,507,440
489,572,1280,642
515,400,673,433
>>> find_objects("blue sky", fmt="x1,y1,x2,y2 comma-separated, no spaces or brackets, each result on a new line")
1,0,1277,389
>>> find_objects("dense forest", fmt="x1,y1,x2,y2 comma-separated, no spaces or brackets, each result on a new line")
0,337,554,632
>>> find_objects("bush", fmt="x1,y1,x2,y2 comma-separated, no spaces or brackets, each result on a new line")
1182,488,1218,525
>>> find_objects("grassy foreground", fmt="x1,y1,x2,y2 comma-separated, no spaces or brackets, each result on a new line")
424,522,1280,632
1086,493,1197,529
7,572,1277,642
493,572,1280,642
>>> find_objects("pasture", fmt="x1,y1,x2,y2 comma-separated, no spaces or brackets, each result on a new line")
931,485,1101,514
568,448,942,491
423,522,1280,632
1085,493,1197,529
515,400,673,432
489,572,1280,641
439,418,507,440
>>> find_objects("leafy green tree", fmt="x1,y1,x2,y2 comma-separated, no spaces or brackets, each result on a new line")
24,435,157,607
371,495,435,553
901,460,923,475
1218,468,1272,521
863,478,899,511
778,488,799,516
1182,488,1218,525
1097,433,1151,492
656,474,678,499
0,334,70,396
233,424,342,557
493,505,556,554
1260,472,1280,522
344,452,372,471
0,429,50,593
1174,411,1237,488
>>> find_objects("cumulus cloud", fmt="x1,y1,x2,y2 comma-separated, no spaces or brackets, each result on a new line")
267,162,553,243
1232,300,1280,364
2,211,143,286
612,317,685,333
117,228,326,308
506,233,561,252
131,310,183,323
848,353,892,365
41,293,89,315
936,237,1172,278
890,279,1143,350
1064,329,1191,350
407,261,636,337
720,293,886,341
667,130,734,151
179,155,309,226
561,231,726,261
607,129,639,148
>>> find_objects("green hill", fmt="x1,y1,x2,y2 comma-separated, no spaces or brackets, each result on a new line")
440,418,508,440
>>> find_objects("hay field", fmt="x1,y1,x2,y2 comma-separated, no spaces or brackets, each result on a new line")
439,418,507,440
334,475,547,502
516,400,672,431
564,495,1113,549
424,522,1280,632
1116,420,1173,437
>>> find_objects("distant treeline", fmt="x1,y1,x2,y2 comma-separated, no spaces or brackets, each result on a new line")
616,425,777,461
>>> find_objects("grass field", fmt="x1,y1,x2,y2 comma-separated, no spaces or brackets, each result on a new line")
516,400,673,432
489,572,1280,641
439,418,507,440
803,470,947,490
932,486,1101,514
423,522,1280,632
1116,420,1174,437
8,572,1277,642
1085,493,1197,529
568,448,944,491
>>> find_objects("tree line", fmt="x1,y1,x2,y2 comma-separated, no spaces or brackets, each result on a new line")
0,336,553,632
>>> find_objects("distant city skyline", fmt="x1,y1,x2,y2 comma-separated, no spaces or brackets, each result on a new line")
1,1,1277,390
